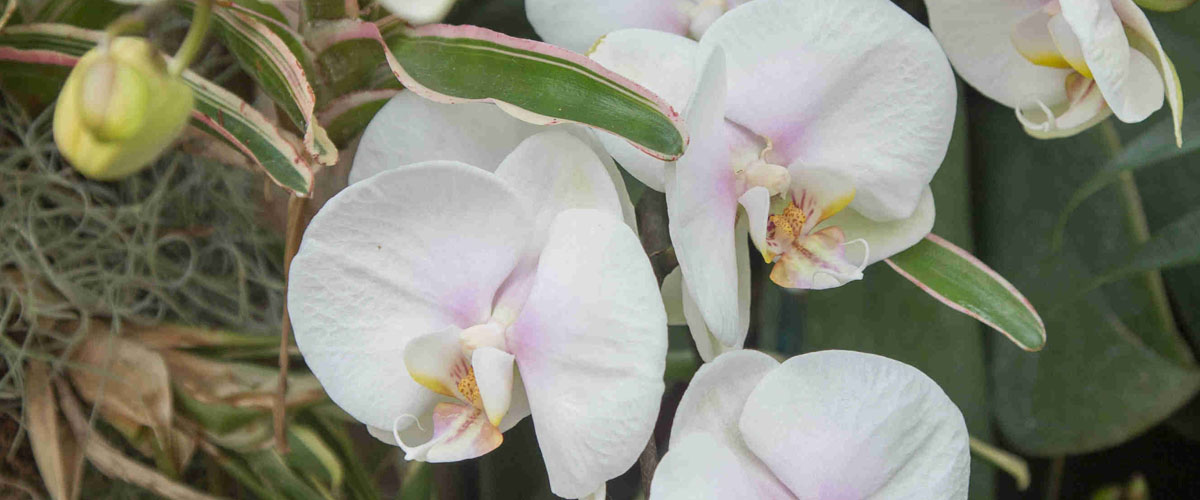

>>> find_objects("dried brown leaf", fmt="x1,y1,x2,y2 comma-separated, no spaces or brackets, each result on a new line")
23,361,82,500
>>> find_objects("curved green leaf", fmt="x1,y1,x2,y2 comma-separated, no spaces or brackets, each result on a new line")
0,23,315,194
887,234,1046,351
1054,99,1200,250
317,88,398,147
383,23,687,161
176,0,336,166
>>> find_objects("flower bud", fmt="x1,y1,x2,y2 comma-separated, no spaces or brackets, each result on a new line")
54,37,194,181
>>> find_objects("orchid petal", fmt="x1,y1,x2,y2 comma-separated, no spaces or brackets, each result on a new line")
668,350,794,498
563,127,640,231
472,347,515,428
675,218,751,362
818,186,936,266
351,92,542,184
786,166,857,231
738,186,771,257
680,275,722,362
1046,14,1093,78
699,0,955,221
651,432,769,500
495,130,624,246
666,47,745,347
499,368,532,432
526,0,689,53
396,403,503,462
289,162,530,431
1012,9,1072,69
1059,0,1162,123
1113,0,1184,146
926,0,1072,111
508,209,667,498
588,29,700,191
661,267,687,326
739,350,970,499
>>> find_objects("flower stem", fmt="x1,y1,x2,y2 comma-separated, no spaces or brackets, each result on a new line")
1099,120,1193,365
1043,456,1065,500
274,194,310,454
968,437,1029,491
169,0,213,77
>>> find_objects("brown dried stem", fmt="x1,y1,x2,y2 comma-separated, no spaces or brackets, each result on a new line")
274,194,310,454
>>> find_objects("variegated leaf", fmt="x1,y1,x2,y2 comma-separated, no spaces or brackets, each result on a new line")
310,20,688,161
887,233,1047,351
176,0,335,166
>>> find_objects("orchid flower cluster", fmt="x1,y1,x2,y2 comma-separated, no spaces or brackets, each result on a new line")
285,0,1179,497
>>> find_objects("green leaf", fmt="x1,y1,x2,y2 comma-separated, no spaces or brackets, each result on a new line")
310,23,391,104
384,23,687,161
176,0,336,167
245,449,329,500
886,234,1046,351
301,0,357,22
317,89,397,147
781,94,996,497
973,96,1200,456
1054,99,1200,250
0,23,316,194
1134,0,1198,12
1081,208,1200,289
308,407,382,500
285,426,345,491
30,0,128,29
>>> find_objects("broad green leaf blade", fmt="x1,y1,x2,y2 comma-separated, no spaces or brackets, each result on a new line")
886,234,1046,351
176,0,336,166
785,95,995,498
385,24,687,161
311,24,391,101
0,23,315,194
317,88,398,147
1082,208,1200,288
974,95,1200,456
31,0,127,29
1054,99,1200,249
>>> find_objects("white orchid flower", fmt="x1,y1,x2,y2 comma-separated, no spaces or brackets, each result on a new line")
526,0,750,52
926,0,1183,144
564,0,955,359
651,350,971,499
288,103,666,498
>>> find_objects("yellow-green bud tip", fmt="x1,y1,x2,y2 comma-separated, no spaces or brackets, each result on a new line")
54,37,194,181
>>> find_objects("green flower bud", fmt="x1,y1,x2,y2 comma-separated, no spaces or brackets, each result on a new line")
53,37,194,181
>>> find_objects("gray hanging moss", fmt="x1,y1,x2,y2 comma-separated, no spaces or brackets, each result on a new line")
0,92,286,398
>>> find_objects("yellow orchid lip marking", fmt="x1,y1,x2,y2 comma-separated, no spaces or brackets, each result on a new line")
456,365,483,408
769,202,807,243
